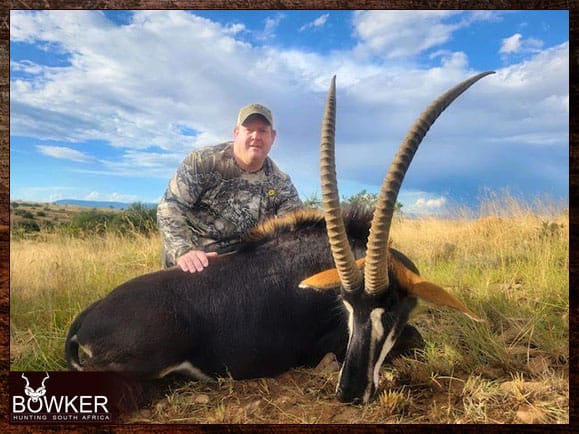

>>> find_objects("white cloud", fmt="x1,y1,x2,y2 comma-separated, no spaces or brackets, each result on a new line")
10,186,79,203
10,10,568,205
415,197,447,208
36,145,93,163
85,191,140,202
257,14,285,41
395,191,449,215
500,32,544,57
10,60,45,75
225,23,245,35
352,10,493,59
312,14,329,27
500,33,522,53
11,11,257,152
9,186,139,203
299,14,329,32
93,150,183,179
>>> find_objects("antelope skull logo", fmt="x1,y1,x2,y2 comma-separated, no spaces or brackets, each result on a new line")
21,373,49,402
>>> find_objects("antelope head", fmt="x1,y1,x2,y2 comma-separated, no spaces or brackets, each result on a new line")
302,72,493,403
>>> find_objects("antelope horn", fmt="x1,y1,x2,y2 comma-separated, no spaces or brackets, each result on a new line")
364,71,495,294
320,76,363,292
21,373,30,389
41,372,50,388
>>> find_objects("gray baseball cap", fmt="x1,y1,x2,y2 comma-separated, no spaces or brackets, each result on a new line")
237,103,274,127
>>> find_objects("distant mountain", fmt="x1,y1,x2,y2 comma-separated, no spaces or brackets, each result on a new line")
53,199,156,210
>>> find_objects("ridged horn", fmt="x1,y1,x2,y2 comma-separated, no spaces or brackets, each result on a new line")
364,71,496,294
320,76,363,292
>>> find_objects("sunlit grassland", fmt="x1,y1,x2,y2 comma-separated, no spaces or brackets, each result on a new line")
9,194,568,423
10,232,161,371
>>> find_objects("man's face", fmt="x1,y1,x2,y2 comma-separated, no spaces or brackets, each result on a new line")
233,115,276,172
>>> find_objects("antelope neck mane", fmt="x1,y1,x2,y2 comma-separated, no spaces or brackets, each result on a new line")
243,205,373,246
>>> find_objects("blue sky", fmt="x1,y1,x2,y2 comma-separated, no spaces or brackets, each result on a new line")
10,10,569,214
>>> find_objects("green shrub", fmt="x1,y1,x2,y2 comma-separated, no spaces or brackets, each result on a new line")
15,219,40,232
123,202,158,234
67,203,158,236
538,220,564,240
69,210,121,235
14,209,35,219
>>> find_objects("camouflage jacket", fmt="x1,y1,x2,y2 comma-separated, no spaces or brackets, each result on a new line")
157,142,303,266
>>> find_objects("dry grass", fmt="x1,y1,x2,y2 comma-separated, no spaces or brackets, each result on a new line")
10,232,160,370
9,194,569,424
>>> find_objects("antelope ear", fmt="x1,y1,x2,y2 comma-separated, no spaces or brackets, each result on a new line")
300,258,365,292
390,256,484,322
409,281,485,322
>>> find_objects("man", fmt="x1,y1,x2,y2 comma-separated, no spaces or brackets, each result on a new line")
157,103,303,273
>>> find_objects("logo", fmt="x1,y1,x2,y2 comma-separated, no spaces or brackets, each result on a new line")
10,372,116,424
22,373,49,403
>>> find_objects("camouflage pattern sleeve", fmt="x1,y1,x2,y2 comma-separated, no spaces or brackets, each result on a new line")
275,176,303,216
157,150,214,266
265,159,303,216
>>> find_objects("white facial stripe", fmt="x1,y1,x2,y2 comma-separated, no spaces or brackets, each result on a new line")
158,361,213,381
343,300,354,336
337,300,355,392
363,308,386,402
370,308,385,341
373,326,397,391
340,303,398,403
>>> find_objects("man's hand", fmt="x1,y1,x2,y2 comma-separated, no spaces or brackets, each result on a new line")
177,250,219,273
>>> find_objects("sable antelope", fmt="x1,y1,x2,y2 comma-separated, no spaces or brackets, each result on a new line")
305,72,492,402
65,71,491,404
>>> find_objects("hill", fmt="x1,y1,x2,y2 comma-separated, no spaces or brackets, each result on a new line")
53,199,156,210
10,200,124,230
10,200,158,235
